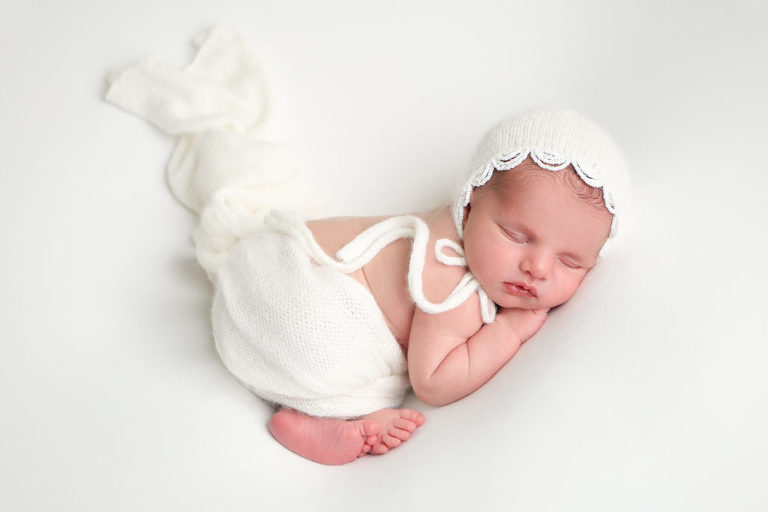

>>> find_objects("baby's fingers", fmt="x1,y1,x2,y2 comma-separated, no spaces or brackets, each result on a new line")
500,307,548,344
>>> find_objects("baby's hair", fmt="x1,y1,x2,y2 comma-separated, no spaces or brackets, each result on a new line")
483,157,607,212
559,166,606,209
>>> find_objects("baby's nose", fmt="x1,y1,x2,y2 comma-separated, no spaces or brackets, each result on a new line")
520,250,550,279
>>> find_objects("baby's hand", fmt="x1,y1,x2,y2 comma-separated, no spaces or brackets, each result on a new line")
496,307,549,345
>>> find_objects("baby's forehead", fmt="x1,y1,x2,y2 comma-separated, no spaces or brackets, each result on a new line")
483,158,599,201
489,174,612,254
483,161,613,232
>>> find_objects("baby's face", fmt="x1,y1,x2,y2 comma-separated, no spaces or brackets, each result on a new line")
462,164,612,310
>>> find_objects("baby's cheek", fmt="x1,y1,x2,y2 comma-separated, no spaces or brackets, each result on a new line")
552,274,585,305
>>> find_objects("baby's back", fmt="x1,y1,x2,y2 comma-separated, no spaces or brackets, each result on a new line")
306,215,415,345
306,207,475,349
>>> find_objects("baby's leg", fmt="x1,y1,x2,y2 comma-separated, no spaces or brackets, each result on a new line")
268,407,424,465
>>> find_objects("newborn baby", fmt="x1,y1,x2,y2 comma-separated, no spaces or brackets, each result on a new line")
105,28,631,466
210,109,631,465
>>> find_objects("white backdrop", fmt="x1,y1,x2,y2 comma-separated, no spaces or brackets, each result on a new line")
1,1,767,510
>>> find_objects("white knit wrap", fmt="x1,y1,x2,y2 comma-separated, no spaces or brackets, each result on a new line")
104,26,499,417
451,108,632,255
105,26,319,273
212,211,411,418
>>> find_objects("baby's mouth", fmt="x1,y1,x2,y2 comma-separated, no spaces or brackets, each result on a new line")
504,282,537,297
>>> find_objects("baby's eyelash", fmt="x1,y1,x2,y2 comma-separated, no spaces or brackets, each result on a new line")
502,227,528,244
557,256,582,269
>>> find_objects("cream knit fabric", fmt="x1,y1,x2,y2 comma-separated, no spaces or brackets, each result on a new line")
105,26,318,273
451,108,632,255
213,211,410,418
214,210,495,417
105,26,498,417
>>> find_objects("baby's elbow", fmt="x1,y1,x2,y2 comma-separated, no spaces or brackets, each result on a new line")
411,378,453,407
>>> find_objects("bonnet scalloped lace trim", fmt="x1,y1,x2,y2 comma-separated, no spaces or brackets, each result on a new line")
460,149,617,216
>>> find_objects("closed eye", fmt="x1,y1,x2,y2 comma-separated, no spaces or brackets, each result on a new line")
502,227,528,244
557,256,582,269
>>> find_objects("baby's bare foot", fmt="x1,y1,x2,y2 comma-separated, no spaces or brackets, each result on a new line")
268,409,380,465
361,408,425,455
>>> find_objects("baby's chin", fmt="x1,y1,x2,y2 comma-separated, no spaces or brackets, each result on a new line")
494,295,539,310
494,294,569,311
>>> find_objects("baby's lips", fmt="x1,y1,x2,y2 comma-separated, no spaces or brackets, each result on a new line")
504,281,538,297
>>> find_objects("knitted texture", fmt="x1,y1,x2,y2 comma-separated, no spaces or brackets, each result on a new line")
105,26,318,273
104,26,505,417
105,27,412,417
451,108,632,255
213,214,410,418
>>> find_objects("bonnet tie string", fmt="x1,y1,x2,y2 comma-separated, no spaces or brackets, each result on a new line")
265,211,497,324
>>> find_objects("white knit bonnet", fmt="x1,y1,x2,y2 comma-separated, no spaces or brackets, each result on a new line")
451,108,632,255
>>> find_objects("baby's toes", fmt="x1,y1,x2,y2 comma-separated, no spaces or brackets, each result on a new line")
370,443,389,455
388,428,411,441
398,409,425,426
381,434,402,448
393,418,417,432
360,420,380,438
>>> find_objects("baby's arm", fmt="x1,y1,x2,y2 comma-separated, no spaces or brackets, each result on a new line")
408,305,547,406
